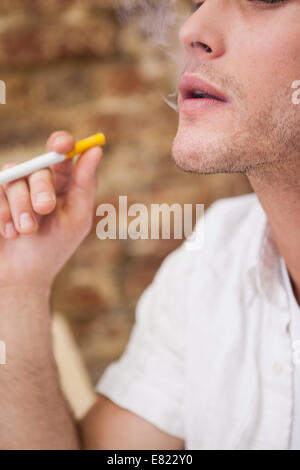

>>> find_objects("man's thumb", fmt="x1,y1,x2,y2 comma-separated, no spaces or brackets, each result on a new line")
66,147,102,224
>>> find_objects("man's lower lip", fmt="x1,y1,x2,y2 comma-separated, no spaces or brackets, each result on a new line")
179,98,227,115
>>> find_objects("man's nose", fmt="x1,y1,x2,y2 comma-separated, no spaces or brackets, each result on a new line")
179,1,226,60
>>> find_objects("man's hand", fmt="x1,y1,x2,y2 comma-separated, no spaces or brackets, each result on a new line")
0,131,184,450
0,130,102,449
0,130,102,290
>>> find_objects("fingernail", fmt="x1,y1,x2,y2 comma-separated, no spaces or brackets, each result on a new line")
20,213,34,231
54,136,66,147
54,136,66,144
5,222,16,238
36,192,54,204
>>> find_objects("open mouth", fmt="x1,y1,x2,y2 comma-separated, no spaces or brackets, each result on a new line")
186,90,225,102
179,75,228,104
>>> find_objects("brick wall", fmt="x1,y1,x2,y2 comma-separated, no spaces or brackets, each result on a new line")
0,0,252,383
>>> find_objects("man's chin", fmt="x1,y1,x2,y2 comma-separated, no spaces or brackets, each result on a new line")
171,133,249,175
171,133,226,174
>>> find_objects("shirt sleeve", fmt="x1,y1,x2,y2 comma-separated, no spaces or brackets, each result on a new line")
96,242,190,440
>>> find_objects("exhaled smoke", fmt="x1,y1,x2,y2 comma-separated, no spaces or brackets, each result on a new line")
163,92,179,112
113,0,189,113
114,0,179,47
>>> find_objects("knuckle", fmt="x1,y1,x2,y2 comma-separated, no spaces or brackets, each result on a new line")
10,190,28,203
9,193,32,212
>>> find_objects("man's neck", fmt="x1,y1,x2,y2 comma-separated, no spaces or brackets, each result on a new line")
248,166,300,306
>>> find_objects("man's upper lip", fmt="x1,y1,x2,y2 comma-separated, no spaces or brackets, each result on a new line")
179,75,228,102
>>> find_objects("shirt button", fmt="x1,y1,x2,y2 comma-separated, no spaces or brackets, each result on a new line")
272,362,284,376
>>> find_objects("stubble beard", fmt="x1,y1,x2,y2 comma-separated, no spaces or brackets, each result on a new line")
172,92,300,182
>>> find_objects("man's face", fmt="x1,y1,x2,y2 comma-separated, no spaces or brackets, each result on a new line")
172,0,300,175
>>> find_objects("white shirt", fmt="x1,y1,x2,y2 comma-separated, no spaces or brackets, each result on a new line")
97,193,299,450
281,259,300,450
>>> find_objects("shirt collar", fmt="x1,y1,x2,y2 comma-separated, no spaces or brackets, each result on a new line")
247,196,289,310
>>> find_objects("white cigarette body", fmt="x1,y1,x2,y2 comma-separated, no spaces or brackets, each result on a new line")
0,151,66,185
0,133,106,186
